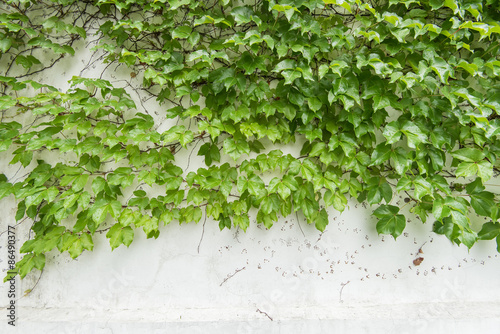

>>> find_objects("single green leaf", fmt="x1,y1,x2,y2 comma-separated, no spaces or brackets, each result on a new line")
106,224,134,250
17,253,45,279
478,222,500,240
374,205,406,239
172,26,192,39
370,143,391,166
315,208,329,232
470,191,496,217
451,148,485,162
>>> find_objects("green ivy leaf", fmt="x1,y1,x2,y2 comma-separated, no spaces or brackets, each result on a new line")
247,173,266,198
234,214,250,231
231,6,254,25
17,253,45,279
223,137,250,160
370,143,391,166
451,148,485,162
106,224,134,250
68,234,94,259
400,121,427,148
478,222,500,240
314,208,329,232
373,205,406,239
261,193,281,214
470,191,496,218
172,26,192,39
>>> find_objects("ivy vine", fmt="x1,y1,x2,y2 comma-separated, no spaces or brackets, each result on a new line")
1,0,500,280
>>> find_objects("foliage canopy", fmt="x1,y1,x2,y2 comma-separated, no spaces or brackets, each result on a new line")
1,0,500,280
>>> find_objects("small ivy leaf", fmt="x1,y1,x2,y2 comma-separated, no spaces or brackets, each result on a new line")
332,192,347,212
273,59,296,72
234,214,250,231
172,26,192,39
373,205,406,239
413,176,432,201
231,6,254,25
484,92,500,113
433,217,460,242
237,52,265,74
400,121,427,148
179,130,194,148
430,57,454,83
476,161,493,182
370,143,391,166
314,208,329,232
257,209,276,229
261,193,281,214
318,64,329,79
383,12,402,26
4,269,18,283
451,148,485,162
92,176,107,196
223,137,250,161
366,179,392,205
429,0,444,9
218,216,232,231
307,97,323,112
90,199,109,224
281,69,302,84
300,159,319,182
262,35,275,50
459,229,477,249
17,253,46,279
169,0,190,10
133,189,147,197
0,38,12,53
478,222,500,241
135,215,160,237
187,31,200,47
470,191,496,218
106,224,134,250
0,181,12,200
382,121,401,144
15,200,26,221
247,173,266,198
391,147,411,175
68,234,94,259
455,161,478,179
72,174,89,192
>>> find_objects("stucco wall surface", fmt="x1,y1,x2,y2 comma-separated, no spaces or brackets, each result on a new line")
1,191,500,333
0,38,499,334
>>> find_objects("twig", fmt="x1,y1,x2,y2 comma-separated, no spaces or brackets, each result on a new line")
20,269,44,299
418,241,427,254
197,210,207,254
219,266,246,286
256,308,273,321
339,280,350,303
296,211,305,237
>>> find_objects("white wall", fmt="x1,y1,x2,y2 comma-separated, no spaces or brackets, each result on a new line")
1,193,499,333
0,38,500,334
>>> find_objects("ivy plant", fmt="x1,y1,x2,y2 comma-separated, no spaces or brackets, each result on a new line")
1,0,500,281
